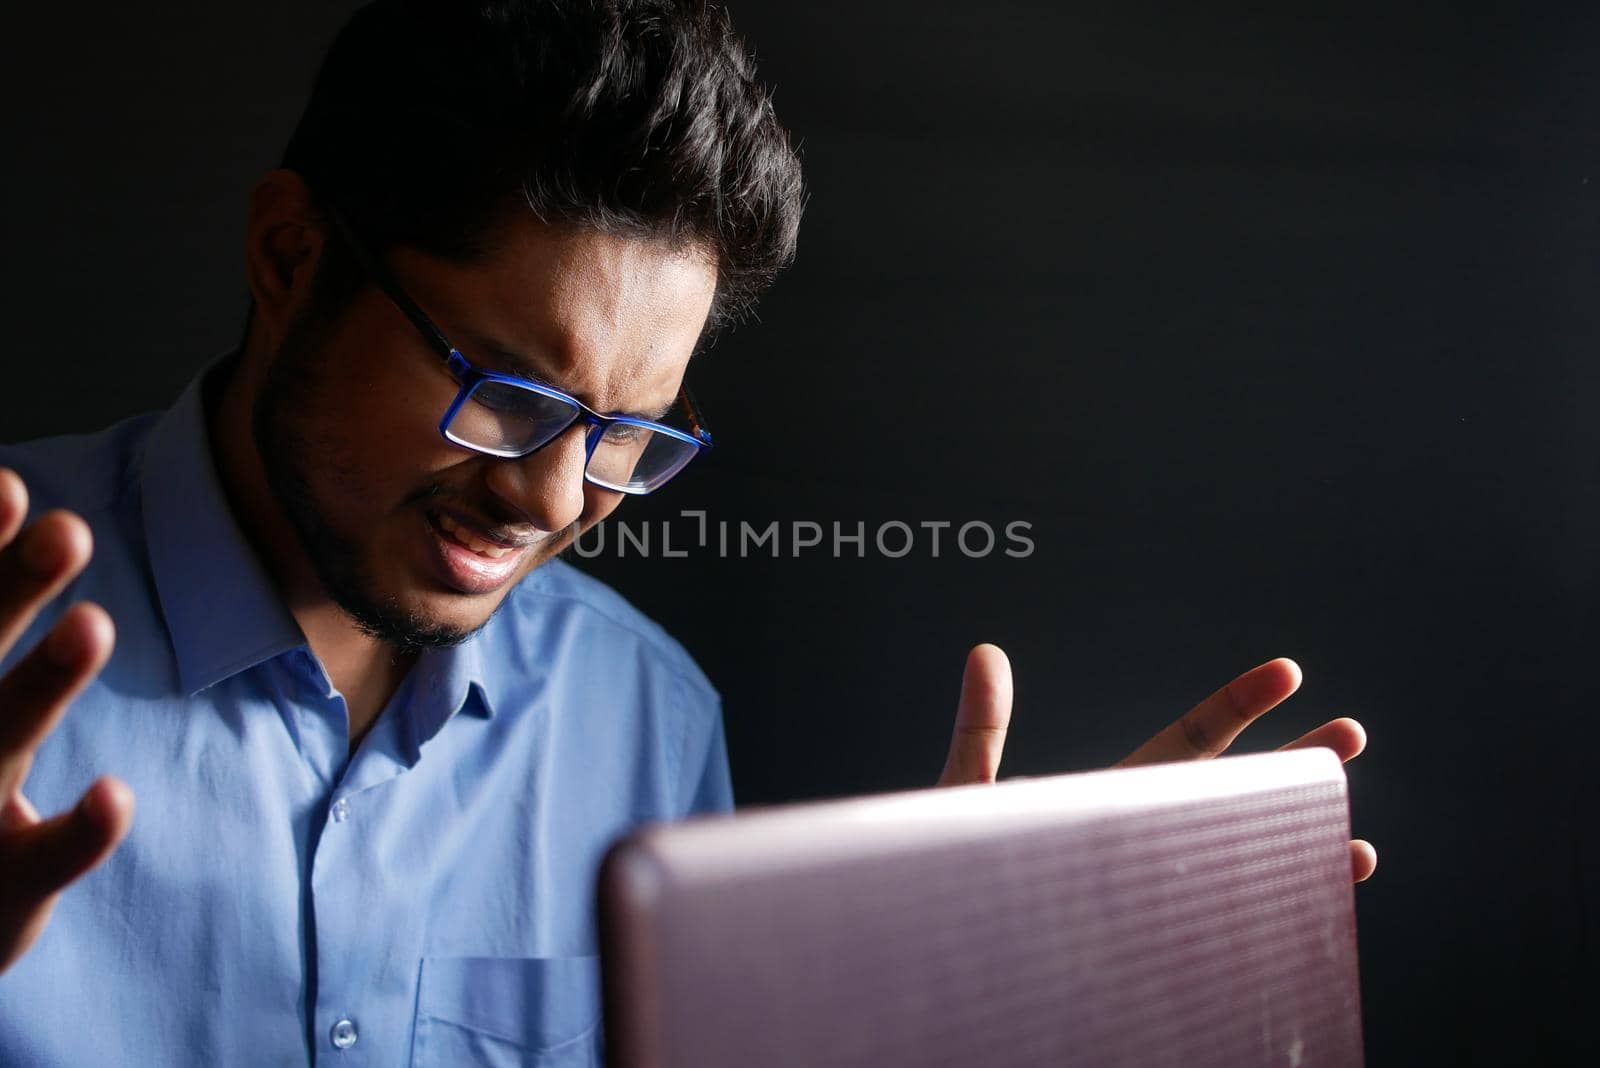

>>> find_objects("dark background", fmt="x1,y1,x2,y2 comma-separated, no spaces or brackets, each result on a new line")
3,2,1596,1064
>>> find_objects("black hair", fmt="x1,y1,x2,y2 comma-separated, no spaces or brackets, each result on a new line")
280,0,804,335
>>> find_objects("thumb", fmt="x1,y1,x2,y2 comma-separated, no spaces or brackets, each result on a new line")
937,643,1013,786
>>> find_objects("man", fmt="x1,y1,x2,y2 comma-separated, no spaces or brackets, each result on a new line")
0,0,1375,1063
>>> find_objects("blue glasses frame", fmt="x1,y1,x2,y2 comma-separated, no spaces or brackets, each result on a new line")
325,207,712,495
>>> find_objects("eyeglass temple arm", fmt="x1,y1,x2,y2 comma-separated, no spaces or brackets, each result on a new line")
677,384,711,444
322,204,457,362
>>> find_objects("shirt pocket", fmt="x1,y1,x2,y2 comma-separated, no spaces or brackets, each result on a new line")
412,955,603,1068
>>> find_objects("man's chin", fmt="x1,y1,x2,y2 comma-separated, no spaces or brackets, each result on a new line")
340,590,497,651
352,549,554,650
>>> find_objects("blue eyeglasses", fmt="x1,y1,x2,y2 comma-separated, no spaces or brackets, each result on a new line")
326,208,712,495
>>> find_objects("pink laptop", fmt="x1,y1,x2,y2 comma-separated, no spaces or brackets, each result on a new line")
600,749,1364,1066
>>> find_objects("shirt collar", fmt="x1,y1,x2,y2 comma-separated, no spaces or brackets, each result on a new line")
140,359,500,724
141,361,305,695
409,632,497,745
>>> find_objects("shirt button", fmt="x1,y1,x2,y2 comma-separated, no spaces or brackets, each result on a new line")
330,1017,358,1050
330,798,351,823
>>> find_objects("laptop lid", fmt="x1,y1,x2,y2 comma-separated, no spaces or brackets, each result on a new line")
600,748,1363,1067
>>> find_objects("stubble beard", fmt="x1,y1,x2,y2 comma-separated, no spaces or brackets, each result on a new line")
251,319,490,653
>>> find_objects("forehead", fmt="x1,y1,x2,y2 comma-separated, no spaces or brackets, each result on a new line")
386,216,718,412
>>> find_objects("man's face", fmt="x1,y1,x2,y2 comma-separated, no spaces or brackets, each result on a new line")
254,214,717,648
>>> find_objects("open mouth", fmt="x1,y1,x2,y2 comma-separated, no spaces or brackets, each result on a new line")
424,509,530,595
434,511,517,558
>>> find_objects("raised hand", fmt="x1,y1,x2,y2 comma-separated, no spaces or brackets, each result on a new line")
936,646,1376,882
0,467,134,974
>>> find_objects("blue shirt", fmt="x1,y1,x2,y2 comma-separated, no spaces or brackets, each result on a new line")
0,367,733,1066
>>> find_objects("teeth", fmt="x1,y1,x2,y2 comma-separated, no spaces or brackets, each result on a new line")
437,513,515,559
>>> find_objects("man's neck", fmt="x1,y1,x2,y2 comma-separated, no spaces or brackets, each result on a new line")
297,605,417,751
206,349,416,748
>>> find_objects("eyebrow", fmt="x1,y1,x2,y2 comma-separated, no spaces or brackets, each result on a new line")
456,328,676,423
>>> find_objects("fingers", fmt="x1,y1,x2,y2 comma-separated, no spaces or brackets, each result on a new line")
0,790,39,832
937,643,1013,787
0,469,24,548
1280,717,1367,763
0,603,115,800
0,474,127,974
0,472,96,662
1350,839,1377,883
2,776,134,904
1116,657,1302,767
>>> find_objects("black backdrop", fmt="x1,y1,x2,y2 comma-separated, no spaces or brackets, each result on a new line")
3,3,1596,1064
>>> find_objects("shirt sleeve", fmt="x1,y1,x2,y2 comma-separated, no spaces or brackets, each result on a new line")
680,696,735,815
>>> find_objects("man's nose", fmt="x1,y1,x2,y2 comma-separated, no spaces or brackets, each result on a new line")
482,423,590,534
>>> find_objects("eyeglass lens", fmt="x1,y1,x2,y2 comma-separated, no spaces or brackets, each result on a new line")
444,379,700,492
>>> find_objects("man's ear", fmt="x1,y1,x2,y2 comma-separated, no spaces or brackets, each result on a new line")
243,169,327,351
